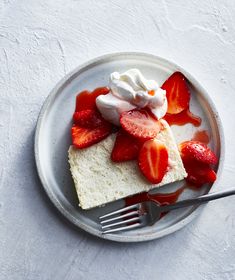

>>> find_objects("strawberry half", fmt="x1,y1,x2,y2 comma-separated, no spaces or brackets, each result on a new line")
138,139,168,184
185,163,217,187
161,72,190,114
179,141,218,165
71,123,112,149
75,87,110,112
111,129,142,162
120,109,162,140
73,109,105,128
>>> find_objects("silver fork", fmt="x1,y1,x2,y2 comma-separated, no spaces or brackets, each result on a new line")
99,188,235,234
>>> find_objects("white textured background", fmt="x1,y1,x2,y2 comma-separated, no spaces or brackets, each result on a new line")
1,1,235,279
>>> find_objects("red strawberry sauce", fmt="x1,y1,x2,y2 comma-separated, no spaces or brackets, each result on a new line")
164,109,201,126
191,130,210,144
125,185,186,207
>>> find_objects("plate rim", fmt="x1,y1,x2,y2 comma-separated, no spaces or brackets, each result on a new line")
34,51,225,242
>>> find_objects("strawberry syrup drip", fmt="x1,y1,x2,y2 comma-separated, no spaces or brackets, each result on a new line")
124,185,186,222
164,109,201,127
125,185,186,207
191,130,210,144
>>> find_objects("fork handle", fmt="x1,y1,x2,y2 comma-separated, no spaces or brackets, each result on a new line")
159,188,235,213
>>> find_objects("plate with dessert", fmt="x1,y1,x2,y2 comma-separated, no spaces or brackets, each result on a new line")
35,52,224,242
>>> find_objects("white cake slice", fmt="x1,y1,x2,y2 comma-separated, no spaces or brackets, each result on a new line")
68,120,187,210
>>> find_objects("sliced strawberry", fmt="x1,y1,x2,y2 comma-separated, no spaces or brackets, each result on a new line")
185,163,217,187
179,141,218,165
138,139,168,184
75,87,110,112
71,123,112,149
161,72,190,114
111,129,142,162
73,109,106,128
120,109,162,140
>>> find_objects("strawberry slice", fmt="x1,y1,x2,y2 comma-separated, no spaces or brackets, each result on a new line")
120,109,162,140
75,87,110,112
71,123,112,149
138,139,168,184
111,129,142,162
179,141,218,165
161,72,190,114
73,109,106,128
185,163,217,187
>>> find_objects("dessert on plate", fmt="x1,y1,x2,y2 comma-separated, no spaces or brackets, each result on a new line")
68,69,218,210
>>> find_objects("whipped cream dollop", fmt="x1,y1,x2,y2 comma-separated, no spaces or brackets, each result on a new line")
96,69,167,125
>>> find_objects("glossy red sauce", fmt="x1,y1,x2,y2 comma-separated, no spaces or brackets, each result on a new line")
125,185,186,207
191,130,210,144
75,87,110,112
164,109,201,127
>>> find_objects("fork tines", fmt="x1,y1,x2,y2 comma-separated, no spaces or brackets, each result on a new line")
99,203,142,234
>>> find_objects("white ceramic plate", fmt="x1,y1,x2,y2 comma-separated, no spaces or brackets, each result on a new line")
35,52,224,242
